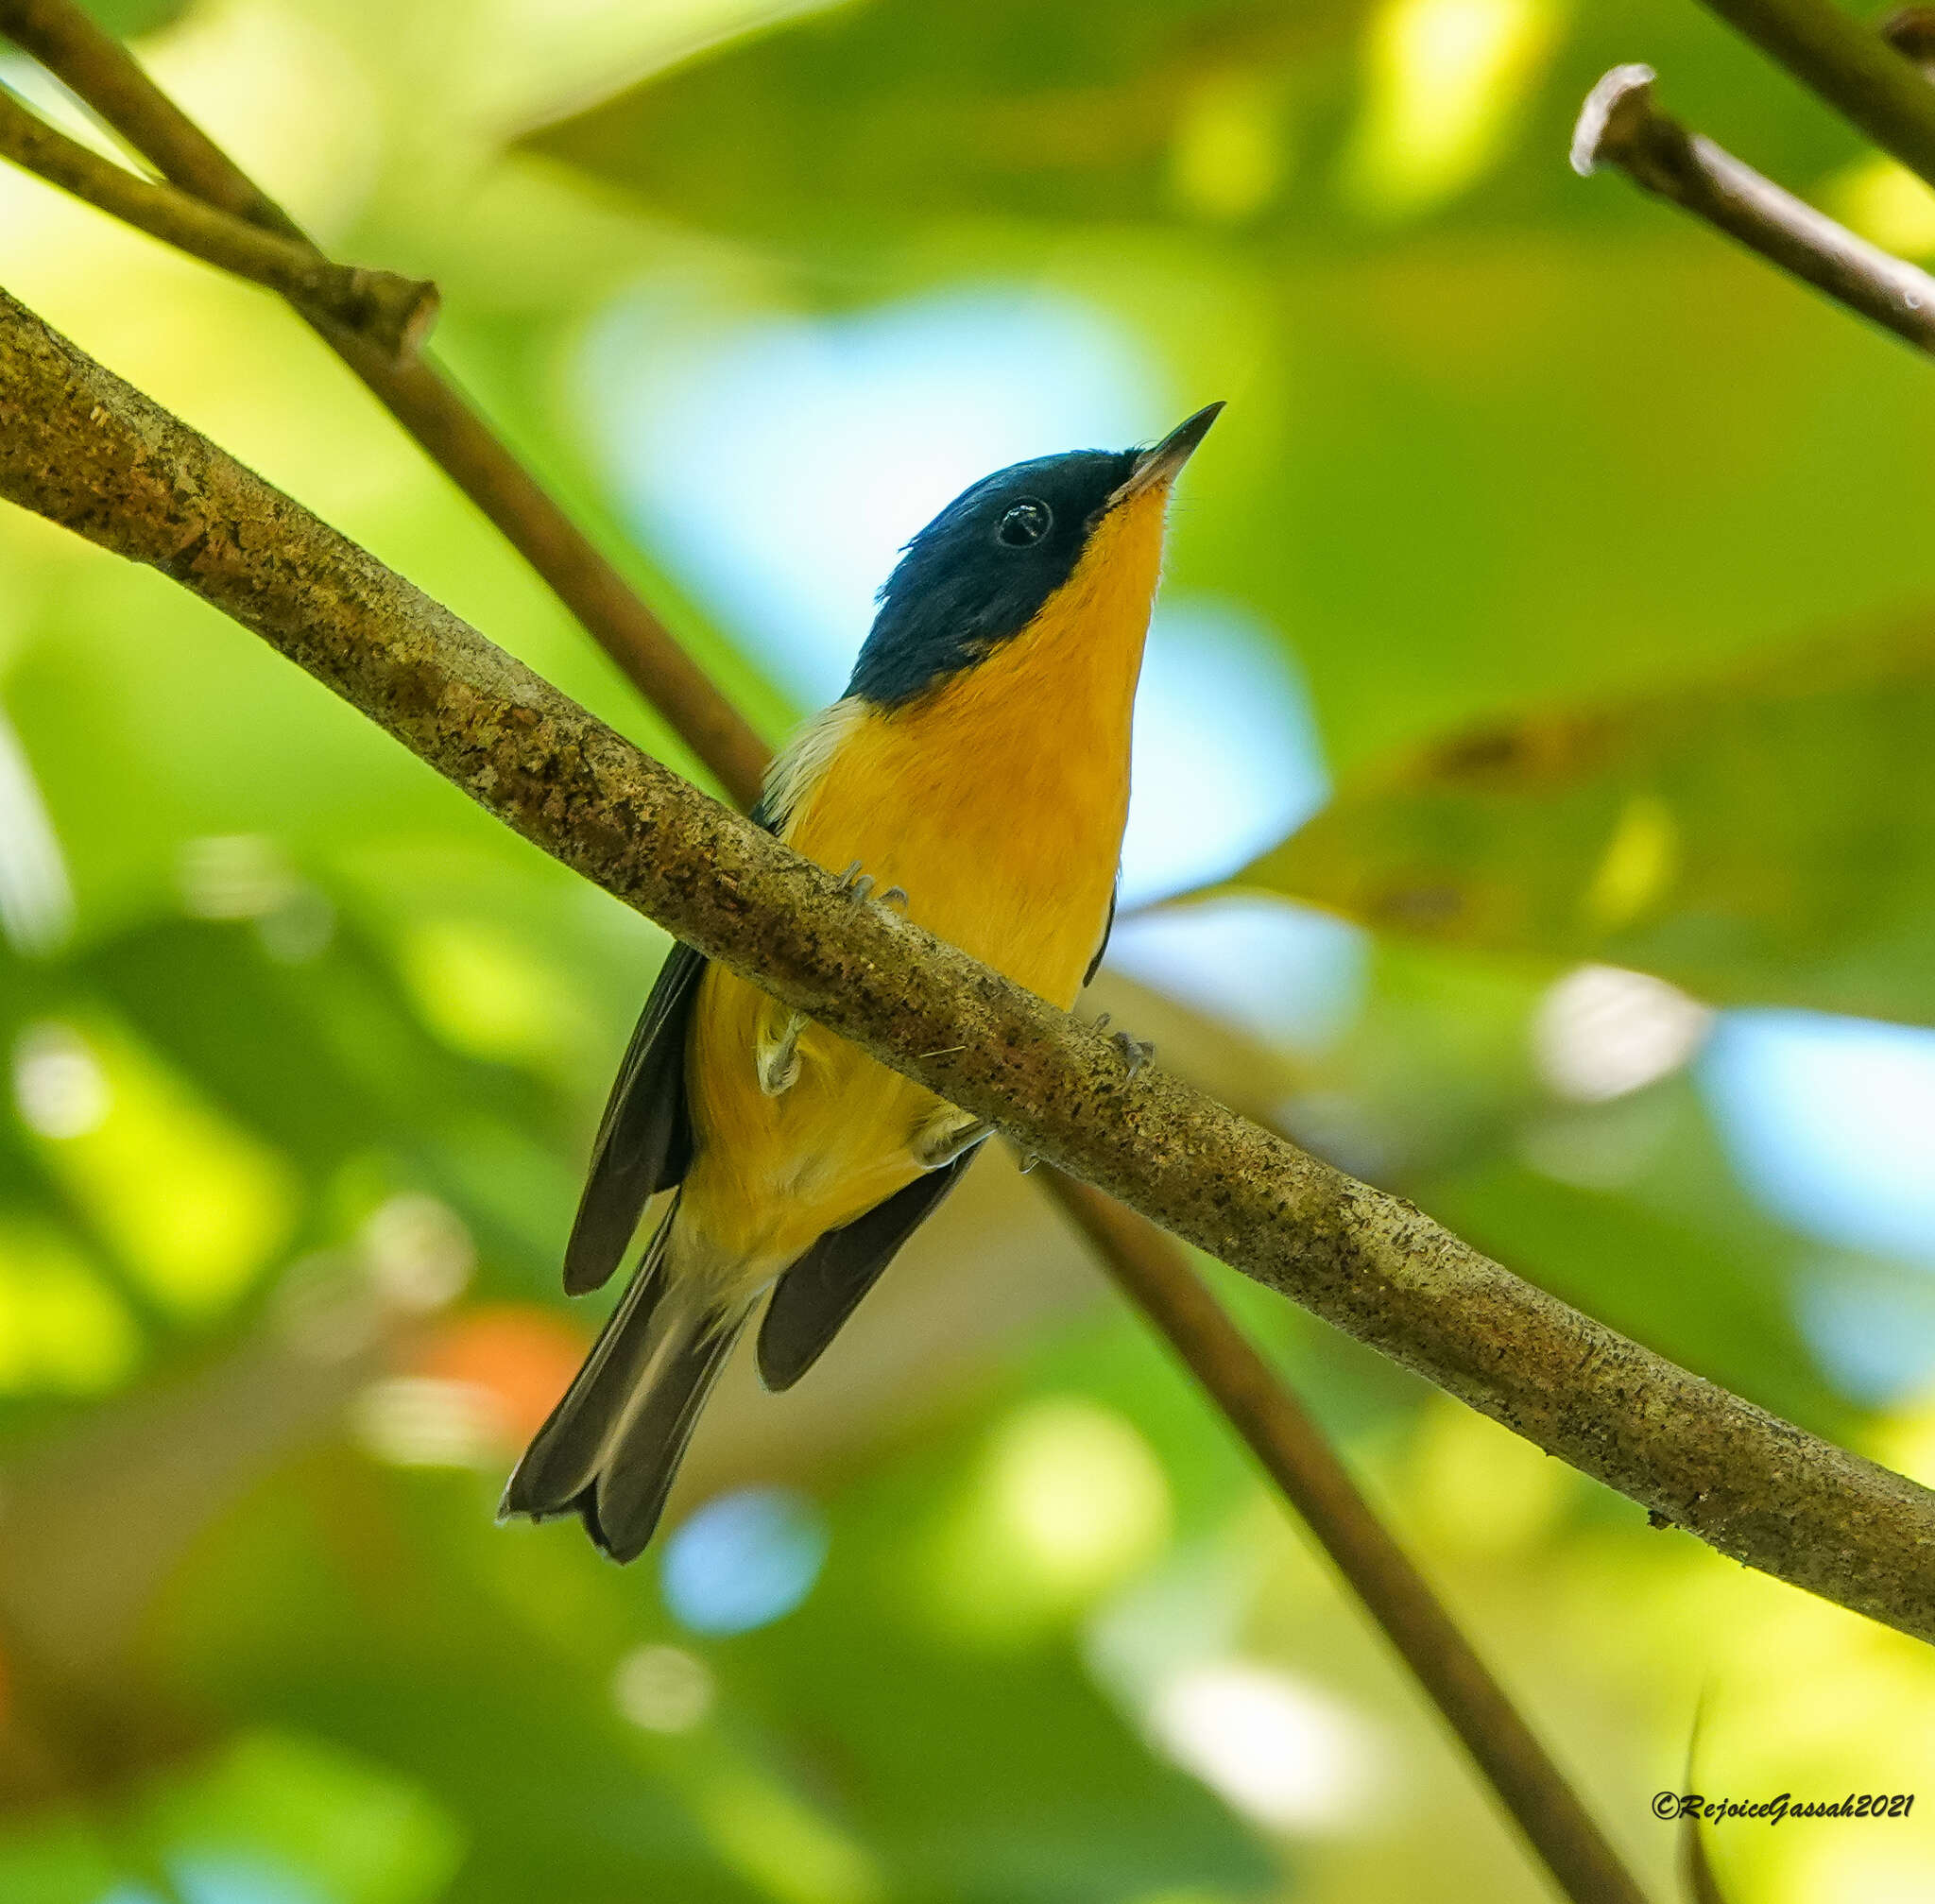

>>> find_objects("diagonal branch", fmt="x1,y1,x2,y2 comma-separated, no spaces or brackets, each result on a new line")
0,0,770,808
1573,64,1935,354
5,287,1930,1655
0,85,437,358
1038,1170,1647,1904
1690,0,1935,193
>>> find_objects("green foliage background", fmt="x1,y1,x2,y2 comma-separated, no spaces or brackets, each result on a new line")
1,0,1933,1899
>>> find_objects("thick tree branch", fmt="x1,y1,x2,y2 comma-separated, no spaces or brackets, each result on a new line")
1038,1171,1645,1904
0,86,437,358
1690,0,1935,192
0,0,770,809
5,289,1930,1653
1573,64,1935,353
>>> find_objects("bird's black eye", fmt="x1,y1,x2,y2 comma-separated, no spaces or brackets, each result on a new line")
996,499,1052,547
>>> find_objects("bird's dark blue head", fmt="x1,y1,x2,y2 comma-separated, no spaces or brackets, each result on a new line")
845,405,1222,708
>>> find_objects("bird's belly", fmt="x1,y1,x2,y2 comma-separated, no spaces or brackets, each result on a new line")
680,664,1131,1278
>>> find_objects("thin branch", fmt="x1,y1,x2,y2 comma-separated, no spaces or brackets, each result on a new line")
0,0,770,809
0,85,437,358
1038,1169,1646,1904
1689,0,1935,193
1573,65,1935,353
5,289,1931,1653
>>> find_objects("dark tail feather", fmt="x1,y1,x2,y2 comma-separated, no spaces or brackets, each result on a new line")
501,1204,745,1562
584,1312,744,1562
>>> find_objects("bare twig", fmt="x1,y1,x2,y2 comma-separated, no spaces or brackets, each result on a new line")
1038,1169,1647,1904
5,289,1931,1654
0,85,437,357
1573,65,1935,353
0,0,770,808
1690,0,1935,192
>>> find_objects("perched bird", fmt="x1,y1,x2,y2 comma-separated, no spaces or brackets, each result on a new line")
502,403,1222,1560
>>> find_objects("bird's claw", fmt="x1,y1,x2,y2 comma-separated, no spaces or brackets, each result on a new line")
913,1112,993,1170
836,862,908,910
757,1011,806,1096
1110,1029,1156,1077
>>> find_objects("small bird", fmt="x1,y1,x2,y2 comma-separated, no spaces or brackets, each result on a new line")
502,403,1222,1560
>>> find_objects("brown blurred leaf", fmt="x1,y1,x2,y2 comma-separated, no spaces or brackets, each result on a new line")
1232,615,1935,1023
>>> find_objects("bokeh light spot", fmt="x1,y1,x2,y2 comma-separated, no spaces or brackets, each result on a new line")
1147,1662,1379,1834
0,702,74,955
349,1377,504,1469
662,1487,829,1636
926,1398,1172,1643
1342,0,1558,217
360,1193,474,1312
991,1399,1171,1587
1167,72,1287,222
1832,155,1935,260
101,1855,321,1904
1700,1010,1935,1266
12,1021,109,1139
0,1222,141,1395
1106,897,1365,1051
21,1016,299,1320
1795,1260,1935,1407
612,1642,715,1733
1122,599,1328,907
1533,965,1712,1104
414,1303,587,1441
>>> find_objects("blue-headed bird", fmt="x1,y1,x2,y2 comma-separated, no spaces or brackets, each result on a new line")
502,403,1222,1560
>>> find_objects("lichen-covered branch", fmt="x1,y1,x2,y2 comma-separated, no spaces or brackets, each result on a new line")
3,285,1931,1650
0,84,437,357
1574,64,1935,354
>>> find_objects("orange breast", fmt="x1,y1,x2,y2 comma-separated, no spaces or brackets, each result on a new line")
676,486,1170,1282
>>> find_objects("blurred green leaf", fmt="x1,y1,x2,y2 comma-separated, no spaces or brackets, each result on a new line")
1233,617,1935,1022
76,0,195,38
518,0,1879,252
138,1728,466,1904
522,0,1365,240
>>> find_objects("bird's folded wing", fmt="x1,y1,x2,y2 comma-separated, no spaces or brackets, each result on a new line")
561,940,706,1295
757,1151,977,1390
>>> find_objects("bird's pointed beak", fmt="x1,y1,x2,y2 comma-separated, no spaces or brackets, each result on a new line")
1112,401,1224,506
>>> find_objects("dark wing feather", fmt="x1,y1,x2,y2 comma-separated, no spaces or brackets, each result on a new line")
757,1152,977,1391
561,941,706,1295
1085,875,1119,986
561,797,780,1297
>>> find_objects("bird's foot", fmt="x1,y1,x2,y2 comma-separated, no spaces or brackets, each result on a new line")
757,1012,806,1096
1110,1028,1156,1077
835,861,908,909
913,1110,993,1170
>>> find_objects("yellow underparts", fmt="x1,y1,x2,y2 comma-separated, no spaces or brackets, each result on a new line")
675,485,1173,1297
